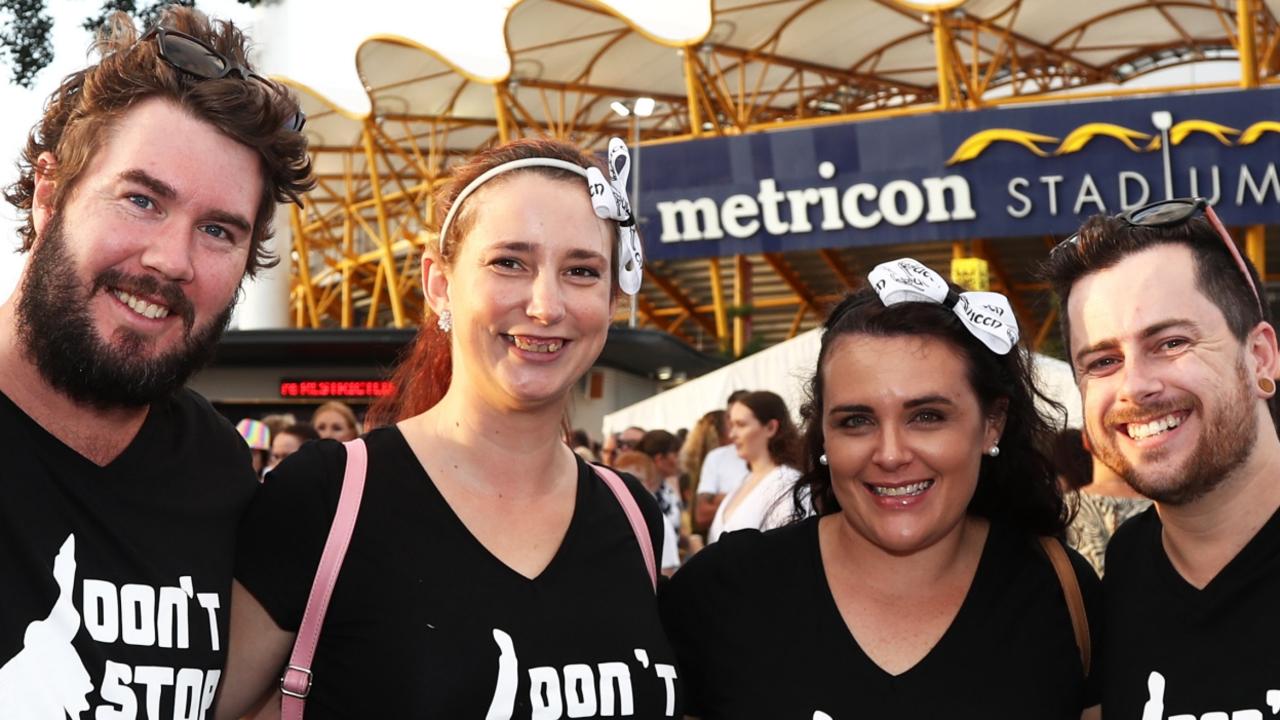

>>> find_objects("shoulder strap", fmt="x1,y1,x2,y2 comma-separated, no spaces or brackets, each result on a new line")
280,438,368,719
592,464,658,592
1038,535,1091,676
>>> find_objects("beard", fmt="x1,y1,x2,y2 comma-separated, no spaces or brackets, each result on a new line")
1088,356,1257,506
16,211,236,410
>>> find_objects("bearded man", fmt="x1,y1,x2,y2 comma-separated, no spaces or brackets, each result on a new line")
0,6,311,715
1042,199,1280,717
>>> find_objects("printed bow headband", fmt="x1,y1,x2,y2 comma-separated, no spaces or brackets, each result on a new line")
435,138,643,296
587,138,644,295
867,258,1020,355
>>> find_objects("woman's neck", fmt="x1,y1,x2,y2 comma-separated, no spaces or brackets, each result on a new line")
822,512,988,594
405,382,573,498
749,453,779,477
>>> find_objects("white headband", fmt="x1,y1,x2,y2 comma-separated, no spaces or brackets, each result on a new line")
868,258,1020,355
436,138,644,295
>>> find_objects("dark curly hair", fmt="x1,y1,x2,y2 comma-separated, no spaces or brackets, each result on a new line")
791,287,1069,537
4,6,313,276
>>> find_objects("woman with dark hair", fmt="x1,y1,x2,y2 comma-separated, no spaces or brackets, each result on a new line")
218,138,679,717
661,259,1100,719
706,391,805,543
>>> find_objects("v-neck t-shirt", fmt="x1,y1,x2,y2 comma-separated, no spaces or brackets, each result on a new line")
0,388,258,716
1099,504,1280,717
235,426,681,718
659,516,1100,719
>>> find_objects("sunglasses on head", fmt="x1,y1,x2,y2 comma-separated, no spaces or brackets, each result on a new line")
1054,197,1263,314
140,26,306,132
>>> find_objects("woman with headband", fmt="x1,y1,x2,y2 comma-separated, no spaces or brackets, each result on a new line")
217,138,680,717
660,259,1100,719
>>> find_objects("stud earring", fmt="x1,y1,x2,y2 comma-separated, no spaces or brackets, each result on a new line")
818,453,828,466
436,309,452,333
1260,377,1276,396
986,444,1000,458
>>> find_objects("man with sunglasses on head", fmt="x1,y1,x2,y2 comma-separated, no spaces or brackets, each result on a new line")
1042,198,1280,718
0,7,310,717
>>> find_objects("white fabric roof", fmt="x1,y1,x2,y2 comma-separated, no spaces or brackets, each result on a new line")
603,328,1082,435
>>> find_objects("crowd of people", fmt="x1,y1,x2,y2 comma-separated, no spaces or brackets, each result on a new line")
2,5,1278,720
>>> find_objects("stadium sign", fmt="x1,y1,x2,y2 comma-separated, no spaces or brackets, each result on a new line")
639,87,1280,261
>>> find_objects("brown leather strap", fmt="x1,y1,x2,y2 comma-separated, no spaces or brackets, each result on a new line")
1039,536,1091,676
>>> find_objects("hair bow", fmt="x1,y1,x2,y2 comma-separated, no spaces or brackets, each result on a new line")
587,138,644,295
867,258,1020,355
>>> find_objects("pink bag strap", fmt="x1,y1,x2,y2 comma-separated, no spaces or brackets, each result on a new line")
280,438,368,719
592,464,658,592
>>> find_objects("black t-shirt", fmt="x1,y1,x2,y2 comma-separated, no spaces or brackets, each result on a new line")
0,389,257,718
660,517,1101,719
1100,505,1280,716
235,427,681,718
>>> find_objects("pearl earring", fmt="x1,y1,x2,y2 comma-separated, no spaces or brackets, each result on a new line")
818,453,828,466
986,444,1000,458
436,309,452,333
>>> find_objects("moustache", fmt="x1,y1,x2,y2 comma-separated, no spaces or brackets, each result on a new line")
93,269,197,333
1103,397,1194,427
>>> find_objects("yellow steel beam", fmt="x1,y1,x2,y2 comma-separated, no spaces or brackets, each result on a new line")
933,10,958,110
1246,224,1267,277
787,304,807,340
708,257,728,348
818,249,859,290
290,204,319,328
342,154,354,328
643,267,718,336
683,48,704,137
762,252,824,320
972,239,1033,340
734,254,751,357
361,124,407,327
1033,306,1059,353
1241,0,1261,88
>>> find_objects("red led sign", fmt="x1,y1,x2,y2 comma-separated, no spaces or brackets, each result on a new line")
279,379,395,399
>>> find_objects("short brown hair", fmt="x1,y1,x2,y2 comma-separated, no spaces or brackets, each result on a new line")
4,6,313,276
1040,213,1270,359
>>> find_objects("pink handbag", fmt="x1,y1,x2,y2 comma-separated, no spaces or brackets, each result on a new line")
278,439,657,718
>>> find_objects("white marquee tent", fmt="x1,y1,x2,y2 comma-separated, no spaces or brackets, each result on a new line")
602,329,1083,436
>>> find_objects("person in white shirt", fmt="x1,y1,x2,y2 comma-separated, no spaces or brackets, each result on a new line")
708,391,806,543
694,391,751,530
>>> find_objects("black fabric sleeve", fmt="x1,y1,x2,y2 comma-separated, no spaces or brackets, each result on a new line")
234,438,348,632
1068,543,1104,707
659,545,718,716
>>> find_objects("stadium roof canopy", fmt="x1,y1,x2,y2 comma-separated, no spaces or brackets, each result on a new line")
281,0,1280,356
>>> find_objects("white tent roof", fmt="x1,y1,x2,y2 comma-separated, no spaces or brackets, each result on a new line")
603,329,1082,435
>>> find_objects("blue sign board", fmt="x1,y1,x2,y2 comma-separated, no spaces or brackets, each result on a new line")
638,87,1280,261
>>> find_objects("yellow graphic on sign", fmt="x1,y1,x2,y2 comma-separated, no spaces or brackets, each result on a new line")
1236,120,1280,145
951,257,990,292
945,128,1059,165
1146,119,1239,149
948,118,1280,164
1055,123,1151,154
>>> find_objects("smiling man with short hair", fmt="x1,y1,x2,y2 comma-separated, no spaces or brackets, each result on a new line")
1042,199,1280,716
0,7,311,715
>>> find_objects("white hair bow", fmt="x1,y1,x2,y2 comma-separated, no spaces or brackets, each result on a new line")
587,138,644,295
868,258,1020,355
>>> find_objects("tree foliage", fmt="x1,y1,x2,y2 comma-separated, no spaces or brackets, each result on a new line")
0,0,55,89
1,0,262,89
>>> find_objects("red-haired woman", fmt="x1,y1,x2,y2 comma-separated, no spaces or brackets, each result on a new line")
217,138,680,718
